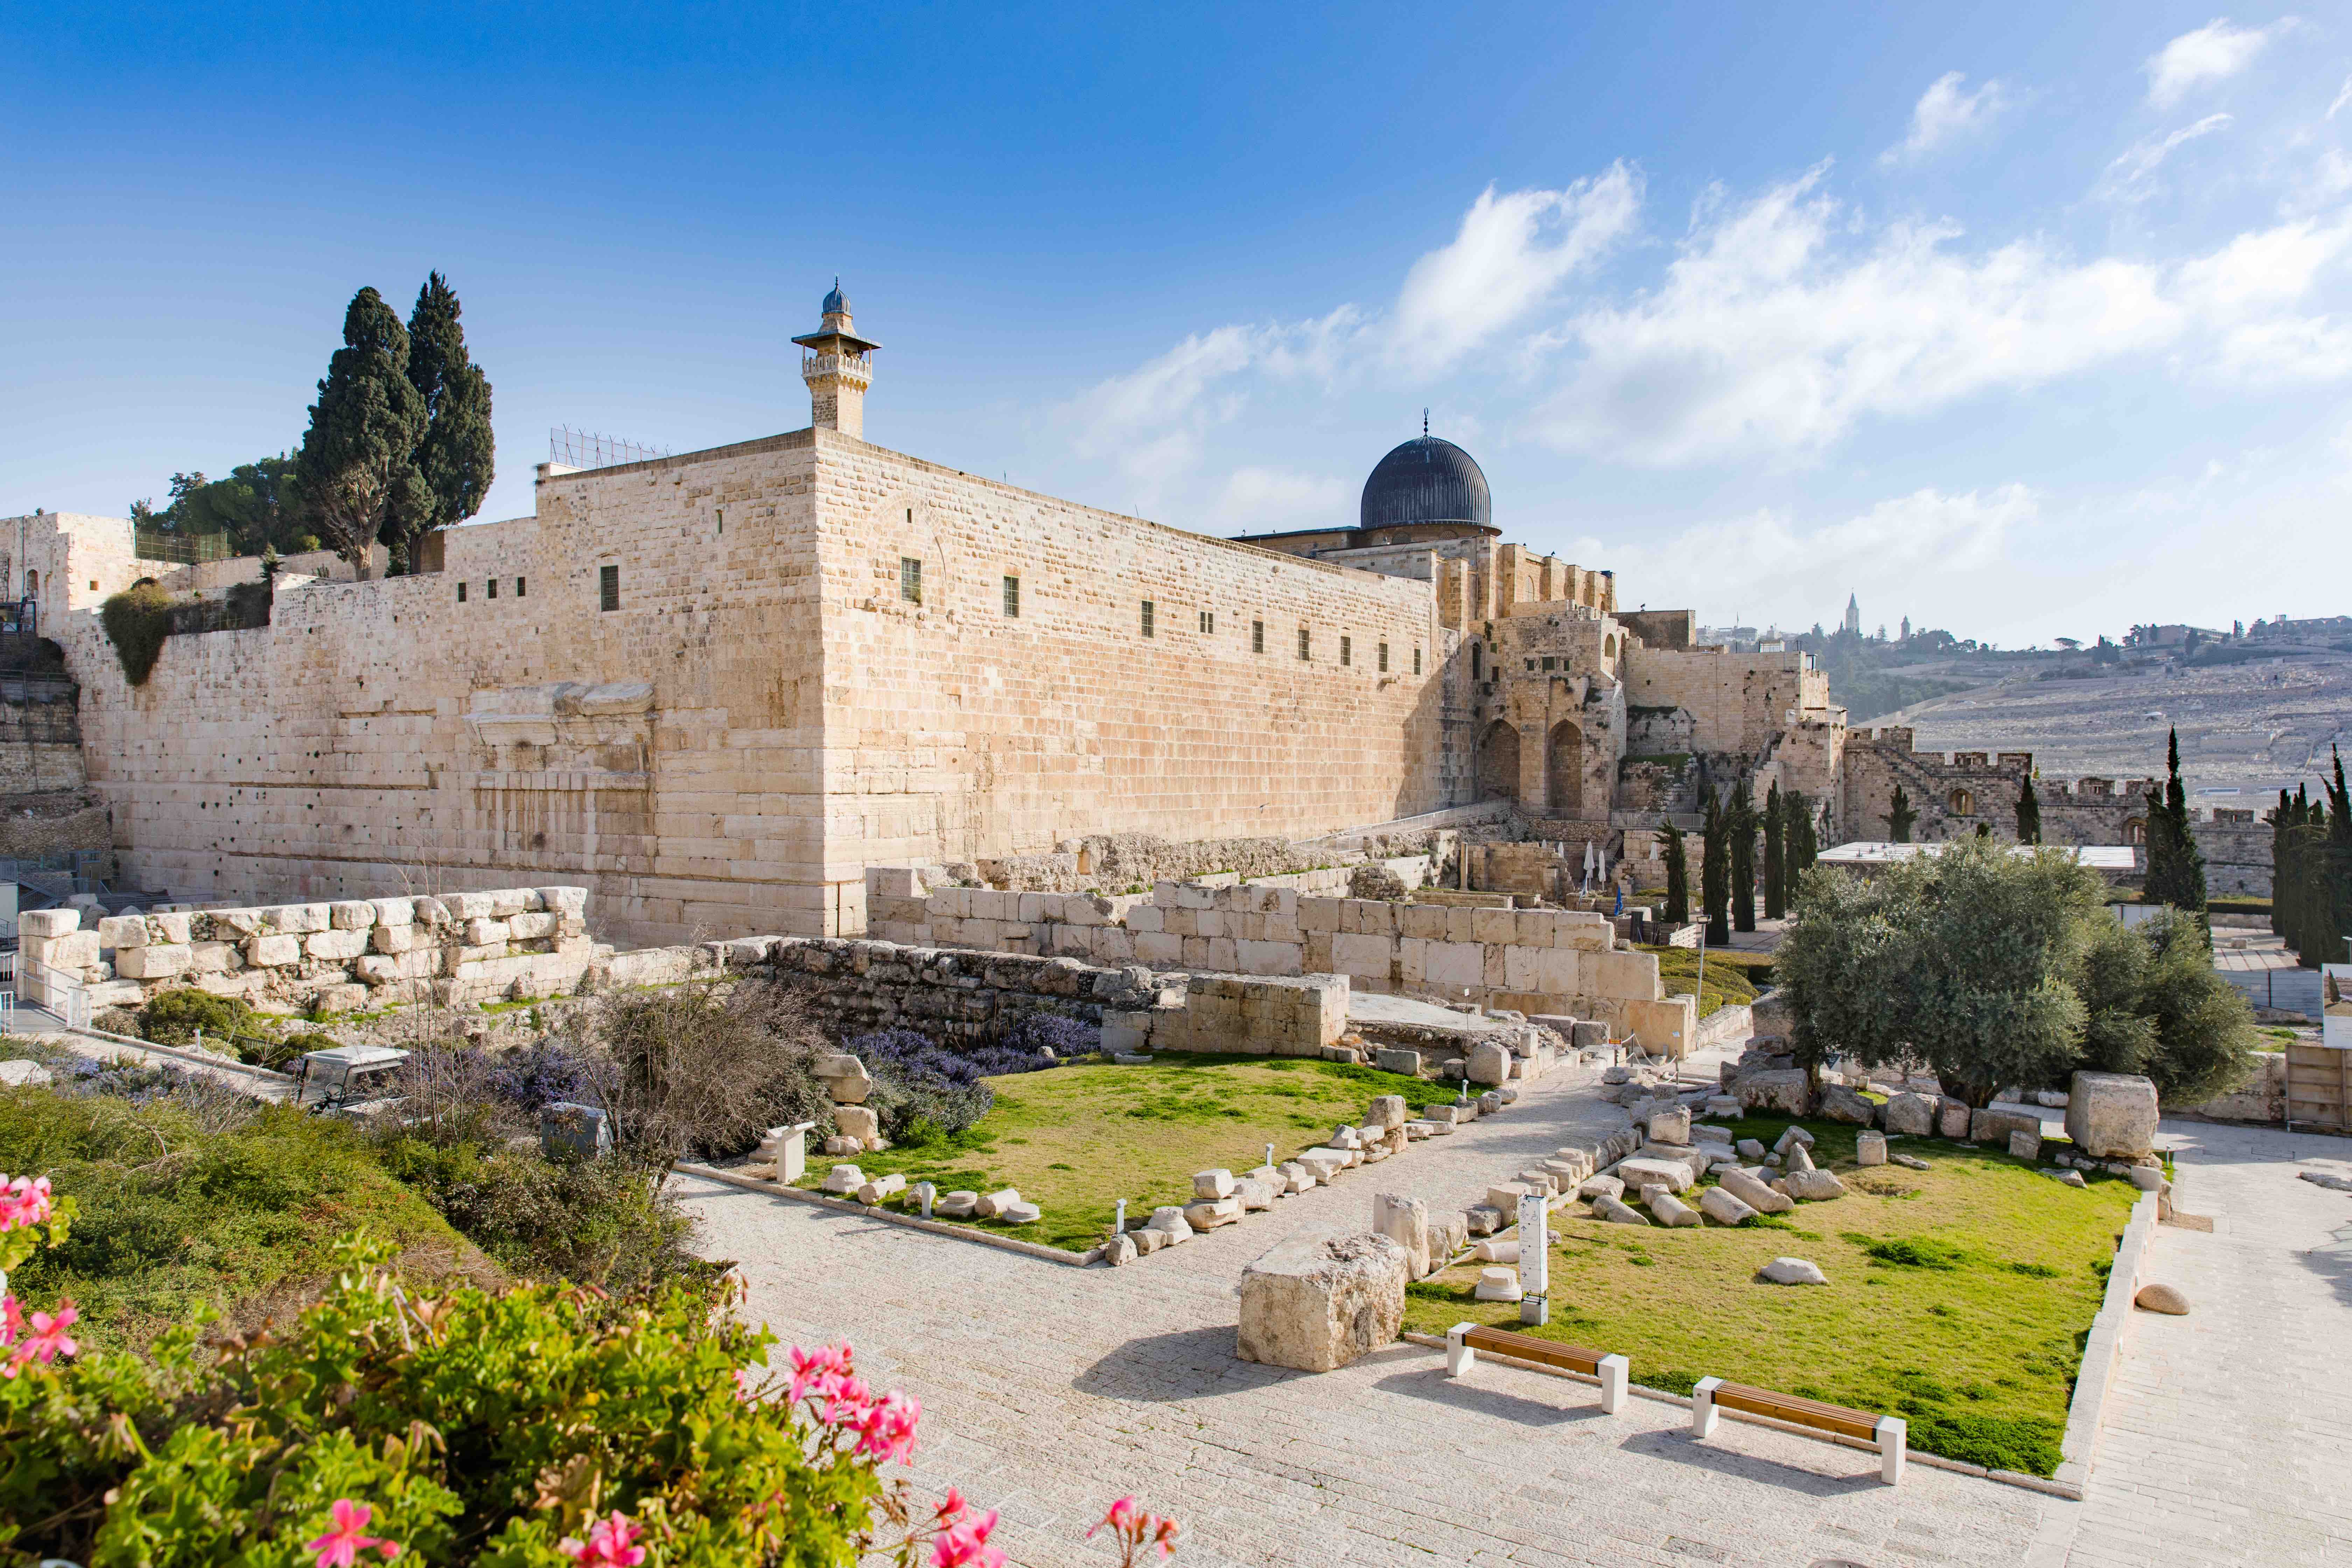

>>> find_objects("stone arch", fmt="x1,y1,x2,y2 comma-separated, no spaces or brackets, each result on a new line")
2123,816,2148,845
1602,633,1617,660
1546,720,1584,814
1948,788,1975,816
1475,721,1521,803
22,570,35,597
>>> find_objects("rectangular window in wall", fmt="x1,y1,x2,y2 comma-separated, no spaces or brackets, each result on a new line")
516,577,526,598
599,564,619,611
715,508,724,534
487,579,498,600
1378,641,1389,672
1297,627,1310,660
1198,609,1214,635
1002,575,1020,617
899,556,922,604
1252,620,1265,653
457,581,468,604
1141,600,1155,637
1414,646,1422,675
1340,635,1352,667
1541,656,1556,671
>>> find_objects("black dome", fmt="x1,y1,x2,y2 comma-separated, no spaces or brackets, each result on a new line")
1360,436,1490,530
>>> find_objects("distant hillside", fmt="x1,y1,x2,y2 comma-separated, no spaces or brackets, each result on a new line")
1792,628,2028,724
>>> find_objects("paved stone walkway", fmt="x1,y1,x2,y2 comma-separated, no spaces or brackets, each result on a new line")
679,1057,2075,1568
2065,1119,2352,1567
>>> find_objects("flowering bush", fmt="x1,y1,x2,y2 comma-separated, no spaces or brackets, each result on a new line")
0,1186,1177,1568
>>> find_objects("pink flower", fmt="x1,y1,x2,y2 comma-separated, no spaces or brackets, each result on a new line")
933,1487,969,1524
854,1389,920,1463
558,1511,648,1568
1088,1495,1178,1562
3,1302,76,1377
733,1366,758,1402
304,1498,401,1568
0,1175,52,1233
819,1373,873,1428
930,1508,1002,1568
1,1294,22,1348
787,1342,853,1401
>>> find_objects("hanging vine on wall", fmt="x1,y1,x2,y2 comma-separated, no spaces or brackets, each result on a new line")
100,582,174,685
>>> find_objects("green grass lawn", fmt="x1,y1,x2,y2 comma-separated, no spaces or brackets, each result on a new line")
794,1052,1435,1252
1639,947,1769,1016
1402,1113,2139,1475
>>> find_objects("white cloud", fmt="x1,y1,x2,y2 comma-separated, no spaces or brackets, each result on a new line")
1526,169,2181,463
2330,74,2352,118
2146,18,2290,108
1212,466,1349,530
1881,72,2011,166
2094,113,2234,204
1387,165,1639,372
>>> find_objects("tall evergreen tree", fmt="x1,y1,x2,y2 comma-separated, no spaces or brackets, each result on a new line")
1884,784,1916,842
394,272,496,573
2142,727,2208,911
295,288,429,579
2016,775,2042,845
1786,790,1817,886
1729,787,1758,933
1701,790,1730,946
1660,819,1690,925
1762,782,1786,919
2272,788,2298,943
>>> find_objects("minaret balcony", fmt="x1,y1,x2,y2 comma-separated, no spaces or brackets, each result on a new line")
801,350,872,385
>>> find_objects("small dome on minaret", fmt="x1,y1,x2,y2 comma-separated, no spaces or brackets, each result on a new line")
793,279,880,439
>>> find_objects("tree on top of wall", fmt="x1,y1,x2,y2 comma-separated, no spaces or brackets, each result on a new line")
1762,781,1787,920
2016,775,2042,845
1884,784,1917,842
295,287,429,580
390,272,496,574
1701,790,1730,946
2141,727,2207,913
1728,786,1758,933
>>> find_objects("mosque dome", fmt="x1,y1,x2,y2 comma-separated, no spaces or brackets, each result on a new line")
821,281,849,315
1359,435,1491,531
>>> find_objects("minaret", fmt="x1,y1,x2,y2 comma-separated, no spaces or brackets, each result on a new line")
1843,593,1861,635
793,280,879,439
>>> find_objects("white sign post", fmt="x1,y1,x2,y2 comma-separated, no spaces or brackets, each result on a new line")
1517,1192,1549,1326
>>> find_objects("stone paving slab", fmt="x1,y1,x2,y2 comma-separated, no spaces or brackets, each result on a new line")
678,1058,2074,1567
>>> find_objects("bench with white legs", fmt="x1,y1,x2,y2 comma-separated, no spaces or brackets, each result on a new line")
1691,1377,1906,1484
1444,1323,1629,1413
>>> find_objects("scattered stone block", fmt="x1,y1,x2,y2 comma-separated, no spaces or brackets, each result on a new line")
1578,1175,1626,1202
834,1106,880,1143
1773,1125,1816,1153
1463,1204,1504,1236
2065,1071,2160,1159
2009,1127,2043,1161
1856,1131,1887,1166
1277,1160,1317,1195
1430,1211,1468,1258
2043,1168,2089,1189
975,1187,1023,1218
1785,1141,1817,1173
1104,1233,1138,1266
1129,1226,1167,1255
1486,1182,1540,1214
1820,1085,1877,1125
2034,1088,2071,1108
1703,1095,1741,1118
1891,1153,1931,1171
1473,1266,1523,1302
1760,1256,1828,1286
1145,1205,1194,1242
1736,1138,1766,1158
1374,1048,1422,1076
1592,1195,1651,1225
1373,1191,1431,1278
1779,1169,1847,1201
1236,1226,1407,1372
1646,1106,1693,1145
2128,1165,2166,1192
1734,1069,1812,1115
858,1174,906,1205
1616,1157,1693,1194
1421,1103,1464,1125
1937,1097,1973,1140
1647,1189,1700,1226
1718,1168,1794,1214
1477,1090,1503,1116
1547,1147,1595,1181
2135,1282,2190,1315
1184,1198,1242,1230
1472,1238,1519,1263
1234,1177,1278,1211
998,1200,1042,1225
1881,1092,1935,1136
1697,1187,1757,1226
1366,1094,1409,1129
1404,1119,1450,1138
1466,1042,1513,1085
1971,1104,2042,1146
1194,1168,1237,1200
821,1164,866,1195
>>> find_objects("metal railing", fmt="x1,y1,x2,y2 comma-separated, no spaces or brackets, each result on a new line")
134,529,235,564
19,952,88,1030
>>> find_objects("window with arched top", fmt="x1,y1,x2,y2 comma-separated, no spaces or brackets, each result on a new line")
1948,789,1975,816
2124,817,2148,845
23,570,36,596
1603,634,1617,659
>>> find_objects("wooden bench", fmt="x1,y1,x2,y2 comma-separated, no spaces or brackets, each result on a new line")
1692,1377,1906,1484
1444,1323,1629,1413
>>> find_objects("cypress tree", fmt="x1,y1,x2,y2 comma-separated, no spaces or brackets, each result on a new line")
1786,790,1817,885
1701,790,1729,946
1660,819,1690,925
2143,727,2207,911
394,272,496,572
2272,788,2296,943
295,287,429,579
1763,781,1787,919
1729,788,1758,933
2016,775,2042,845
1884,784,1916,842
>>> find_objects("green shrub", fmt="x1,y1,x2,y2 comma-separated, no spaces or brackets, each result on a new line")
140,988,257,1050
99,582,175,686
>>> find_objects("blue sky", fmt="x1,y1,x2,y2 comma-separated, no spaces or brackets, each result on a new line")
4,3,2347,644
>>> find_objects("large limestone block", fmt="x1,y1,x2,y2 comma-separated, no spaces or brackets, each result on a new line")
1373,1191,1431,1278
45,930,101,970
1592,1195,1651,1225
1615,1157,1693,1194
1366,1094,1408,1129
1646,1106,1693,1145
244,933,302,968
974,1187,1023,1218
372,924,420,954
1819,1085,1877,1125
1734,1069,1812,1115
508,911,559,941
1856,1132,1888,1166
1635,1142,1713,1180
307,928,370,961
1970,1105,2043,1146
329,901,378,930
1463,1040,1512,1086
1779,1169,1847,1202
97,915,146,951
1647,1189,1701,1226
1881,1092,1935,1137
2064,1071,2160,1159
1937,1097,1973,1139
115,943,192,980
1235,1226,1407,1373
1717,1168,1794,1214
1193,1168,1237,1200
1183,1198,1242,1230
17,909,79,939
